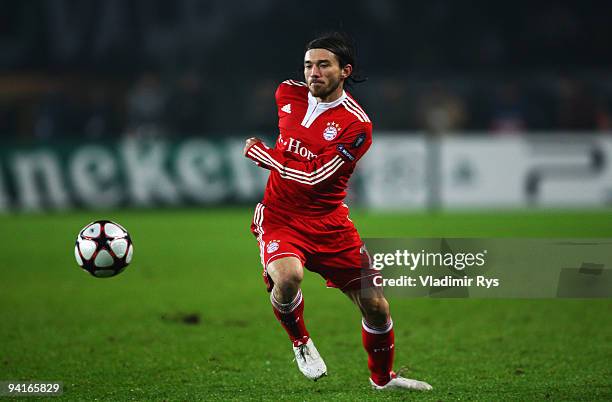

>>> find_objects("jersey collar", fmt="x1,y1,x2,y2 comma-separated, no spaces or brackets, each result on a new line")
307,90,347,108
301,90,347,128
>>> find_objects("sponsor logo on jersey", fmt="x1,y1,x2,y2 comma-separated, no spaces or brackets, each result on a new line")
281,104,292,114
266,240,280,253
285,137,317,160
323,121,341,141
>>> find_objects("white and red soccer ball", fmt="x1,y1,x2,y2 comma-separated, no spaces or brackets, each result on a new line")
74,220,134,278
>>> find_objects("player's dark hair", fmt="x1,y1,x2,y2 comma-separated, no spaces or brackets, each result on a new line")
305,32,367,88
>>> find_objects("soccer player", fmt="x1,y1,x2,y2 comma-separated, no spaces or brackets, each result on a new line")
243,32,432,392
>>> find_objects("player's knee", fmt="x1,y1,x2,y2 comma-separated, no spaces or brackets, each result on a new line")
276,271,303,291
268,257,304,289
362,297,390,326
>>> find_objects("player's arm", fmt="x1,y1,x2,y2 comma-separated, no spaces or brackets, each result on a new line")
243,124,371,186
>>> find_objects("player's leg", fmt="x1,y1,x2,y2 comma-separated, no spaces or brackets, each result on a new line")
267,256,308,345
267,257,327,380
346,287,432,391
305,202,432,390
251,203,311,345
346,287,394,385
250,204,325,380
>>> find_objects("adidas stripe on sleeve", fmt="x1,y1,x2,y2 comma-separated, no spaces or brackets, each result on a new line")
246,125,371,186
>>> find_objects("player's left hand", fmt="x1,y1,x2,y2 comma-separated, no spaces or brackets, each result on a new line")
244,137,263,155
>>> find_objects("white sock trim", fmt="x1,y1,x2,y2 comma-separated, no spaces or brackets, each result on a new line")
271,289,303,313
362,318,393,334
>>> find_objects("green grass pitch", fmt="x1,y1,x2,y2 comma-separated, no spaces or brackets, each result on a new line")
1,209,611,401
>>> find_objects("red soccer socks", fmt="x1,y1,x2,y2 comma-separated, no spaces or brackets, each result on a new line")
362,318,395,386
271,289,310,346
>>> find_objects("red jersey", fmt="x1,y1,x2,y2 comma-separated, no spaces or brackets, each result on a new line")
246,79,373,216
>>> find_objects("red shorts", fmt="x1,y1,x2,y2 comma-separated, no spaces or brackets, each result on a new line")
250,203,377,292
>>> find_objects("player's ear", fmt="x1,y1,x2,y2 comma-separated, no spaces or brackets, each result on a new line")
341,64,353,80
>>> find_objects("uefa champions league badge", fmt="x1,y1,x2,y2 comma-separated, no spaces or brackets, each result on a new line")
323,122,341,141
266,240,280,253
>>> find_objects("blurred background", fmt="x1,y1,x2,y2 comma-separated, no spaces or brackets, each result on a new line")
1,0,611,211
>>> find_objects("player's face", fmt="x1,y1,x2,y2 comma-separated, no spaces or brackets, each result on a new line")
304,49,349,101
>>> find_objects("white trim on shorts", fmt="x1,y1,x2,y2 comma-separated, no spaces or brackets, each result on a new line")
253,203,266,268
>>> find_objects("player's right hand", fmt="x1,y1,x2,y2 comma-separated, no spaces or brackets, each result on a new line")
244,137,263,156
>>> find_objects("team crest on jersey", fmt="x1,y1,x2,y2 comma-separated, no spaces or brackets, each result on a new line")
323,122,341,141
266,240,280,254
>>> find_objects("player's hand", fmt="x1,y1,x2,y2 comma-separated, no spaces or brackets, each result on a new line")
244,137,263,156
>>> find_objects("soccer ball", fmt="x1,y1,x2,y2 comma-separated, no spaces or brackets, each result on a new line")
74,220,134,278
